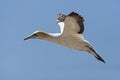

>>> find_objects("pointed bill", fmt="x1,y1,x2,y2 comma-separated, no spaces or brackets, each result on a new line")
24,34,35,40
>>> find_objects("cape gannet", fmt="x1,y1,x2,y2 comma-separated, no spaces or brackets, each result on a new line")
24,12,105,63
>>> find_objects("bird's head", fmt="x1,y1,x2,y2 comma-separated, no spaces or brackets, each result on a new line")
57,13,67,23
24,31,49,40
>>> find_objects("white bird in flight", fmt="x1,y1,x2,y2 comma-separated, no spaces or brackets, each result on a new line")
24,12,105,63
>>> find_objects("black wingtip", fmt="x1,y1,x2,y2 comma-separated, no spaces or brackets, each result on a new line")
69,11,79,15
95,54,106,63
68,12,84,21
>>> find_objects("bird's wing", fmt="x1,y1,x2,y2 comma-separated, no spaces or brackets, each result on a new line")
63,12,84,35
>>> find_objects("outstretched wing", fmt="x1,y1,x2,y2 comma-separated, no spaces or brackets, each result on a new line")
57,12,84,36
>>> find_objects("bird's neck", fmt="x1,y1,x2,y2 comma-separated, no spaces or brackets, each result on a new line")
42,32,61,44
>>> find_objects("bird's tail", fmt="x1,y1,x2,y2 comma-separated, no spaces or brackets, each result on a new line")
86,46,105,63
94,52,105,63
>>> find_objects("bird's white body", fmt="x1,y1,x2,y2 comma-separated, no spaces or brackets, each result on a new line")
45,31,89,51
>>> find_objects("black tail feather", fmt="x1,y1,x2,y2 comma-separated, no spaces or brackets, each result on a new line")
94,54,106,63
86,45,106,63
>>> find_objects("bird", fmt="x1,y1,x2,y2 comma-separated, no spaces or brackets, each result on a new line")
24,12,105,63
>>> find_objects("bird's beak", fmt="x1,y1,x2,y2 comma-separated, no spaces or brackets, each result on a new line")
24,34,35,40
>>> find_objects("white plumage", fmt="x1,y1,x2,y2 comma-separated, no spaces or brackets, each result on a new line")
24,12,105,63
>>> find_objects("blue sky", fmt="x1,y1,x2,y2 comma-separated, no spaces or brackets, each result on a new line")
1,0,120,80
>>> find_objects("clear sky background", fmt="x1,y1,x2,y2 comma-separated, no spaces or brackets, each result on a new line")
1,0,120,80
